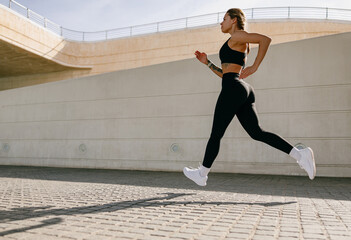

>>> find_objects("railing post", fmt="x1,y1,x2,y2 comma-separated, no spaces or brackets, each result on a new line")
105,30,108,40
252,8,254,19
130,26,132,37
288,7,290,18
83,32,85,42
44,18,47,28
27,8,29,18
157,22,159,33
60,26,63,37
326,7,329,19
185,17,188,28
9,0,11,8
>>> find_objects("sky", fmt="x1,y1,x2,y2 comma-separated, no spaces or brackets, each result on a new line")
3,0,351,32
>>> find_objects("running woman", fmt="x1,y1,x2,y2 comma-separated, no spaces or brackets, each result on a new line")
183,8,316,186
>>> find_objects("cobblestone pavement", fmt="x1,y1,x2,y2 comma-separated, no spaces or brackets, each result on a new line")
0,166,350,240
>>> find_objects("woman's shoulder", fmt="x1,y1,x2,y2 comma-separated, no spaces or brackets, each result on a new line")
228,31,249,46
230,30,249,40
230,30,268,44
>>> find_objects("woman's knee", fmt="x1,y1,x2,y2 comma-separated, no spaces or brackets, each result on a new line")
209,131,225,142
248,128,265,141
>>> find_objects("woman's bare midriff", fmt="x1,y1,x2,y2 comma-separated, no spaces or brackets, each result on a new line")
222,63,243,74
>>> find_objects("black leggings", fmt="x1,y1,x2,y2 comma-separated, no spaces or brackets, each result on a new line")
202,73,293,168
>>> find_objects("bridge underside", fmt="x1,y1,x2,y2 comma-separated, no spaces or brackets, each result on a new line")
0,39,74,77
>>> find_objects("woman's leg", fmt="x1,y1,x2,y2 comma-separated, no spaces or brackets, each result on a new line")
184,75,249,186
236,89,293,154
202,88,247,168
236,86,316,179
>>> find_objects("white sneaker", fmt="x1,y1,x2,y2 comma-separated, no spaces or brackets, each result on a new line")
297,147,316,180
183,166,208,186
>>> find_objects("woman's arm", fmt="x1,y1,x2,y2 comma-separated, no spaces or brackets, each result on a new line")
231,31,271,79
195,51,223,78
207,59,223,78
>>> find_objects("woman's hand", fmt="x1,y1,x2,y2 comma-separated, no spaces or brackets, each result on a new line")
239,65,258,79
194,51,208,65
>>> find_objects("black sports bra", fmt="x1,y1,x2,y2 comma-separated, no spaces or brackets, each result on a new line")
219,38,246,67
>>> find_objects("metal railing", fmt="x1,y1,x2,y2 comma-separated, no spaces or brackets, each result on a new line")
1,0,351,42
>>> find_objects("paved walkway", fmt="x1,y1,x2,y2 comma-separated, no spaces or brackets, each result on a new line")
0,166,350,240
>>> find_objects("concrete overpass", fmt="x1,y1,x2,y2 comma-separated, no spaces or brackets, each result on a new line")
1,4,351,90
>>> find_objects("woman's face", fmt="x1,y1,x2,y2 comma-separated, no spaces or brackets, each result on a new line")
220,13,235,33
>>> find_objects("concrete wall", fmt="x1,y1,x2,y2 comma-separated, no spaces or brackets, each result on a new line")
0,32,350,177
2,4,351,90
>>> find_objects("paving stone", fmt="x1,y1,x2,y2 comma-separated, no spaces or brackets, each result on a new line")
329,235,351,240
278,237,299,240
0,166,350,240
225,232,250,239
251,235,276,240
279,231,300,237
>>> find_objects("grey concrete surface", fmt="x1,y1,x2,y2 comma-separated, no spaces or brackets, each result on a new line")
0,166,350,240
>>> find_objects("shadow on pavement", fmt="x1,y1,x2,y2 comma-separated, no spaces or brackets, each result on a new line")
0,165,350,201
0,192,296,236
0,217,62,237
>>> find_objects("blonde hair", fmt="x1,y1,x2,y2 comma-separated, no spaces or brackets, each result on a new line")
226,8,250,54
226,8,246,30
